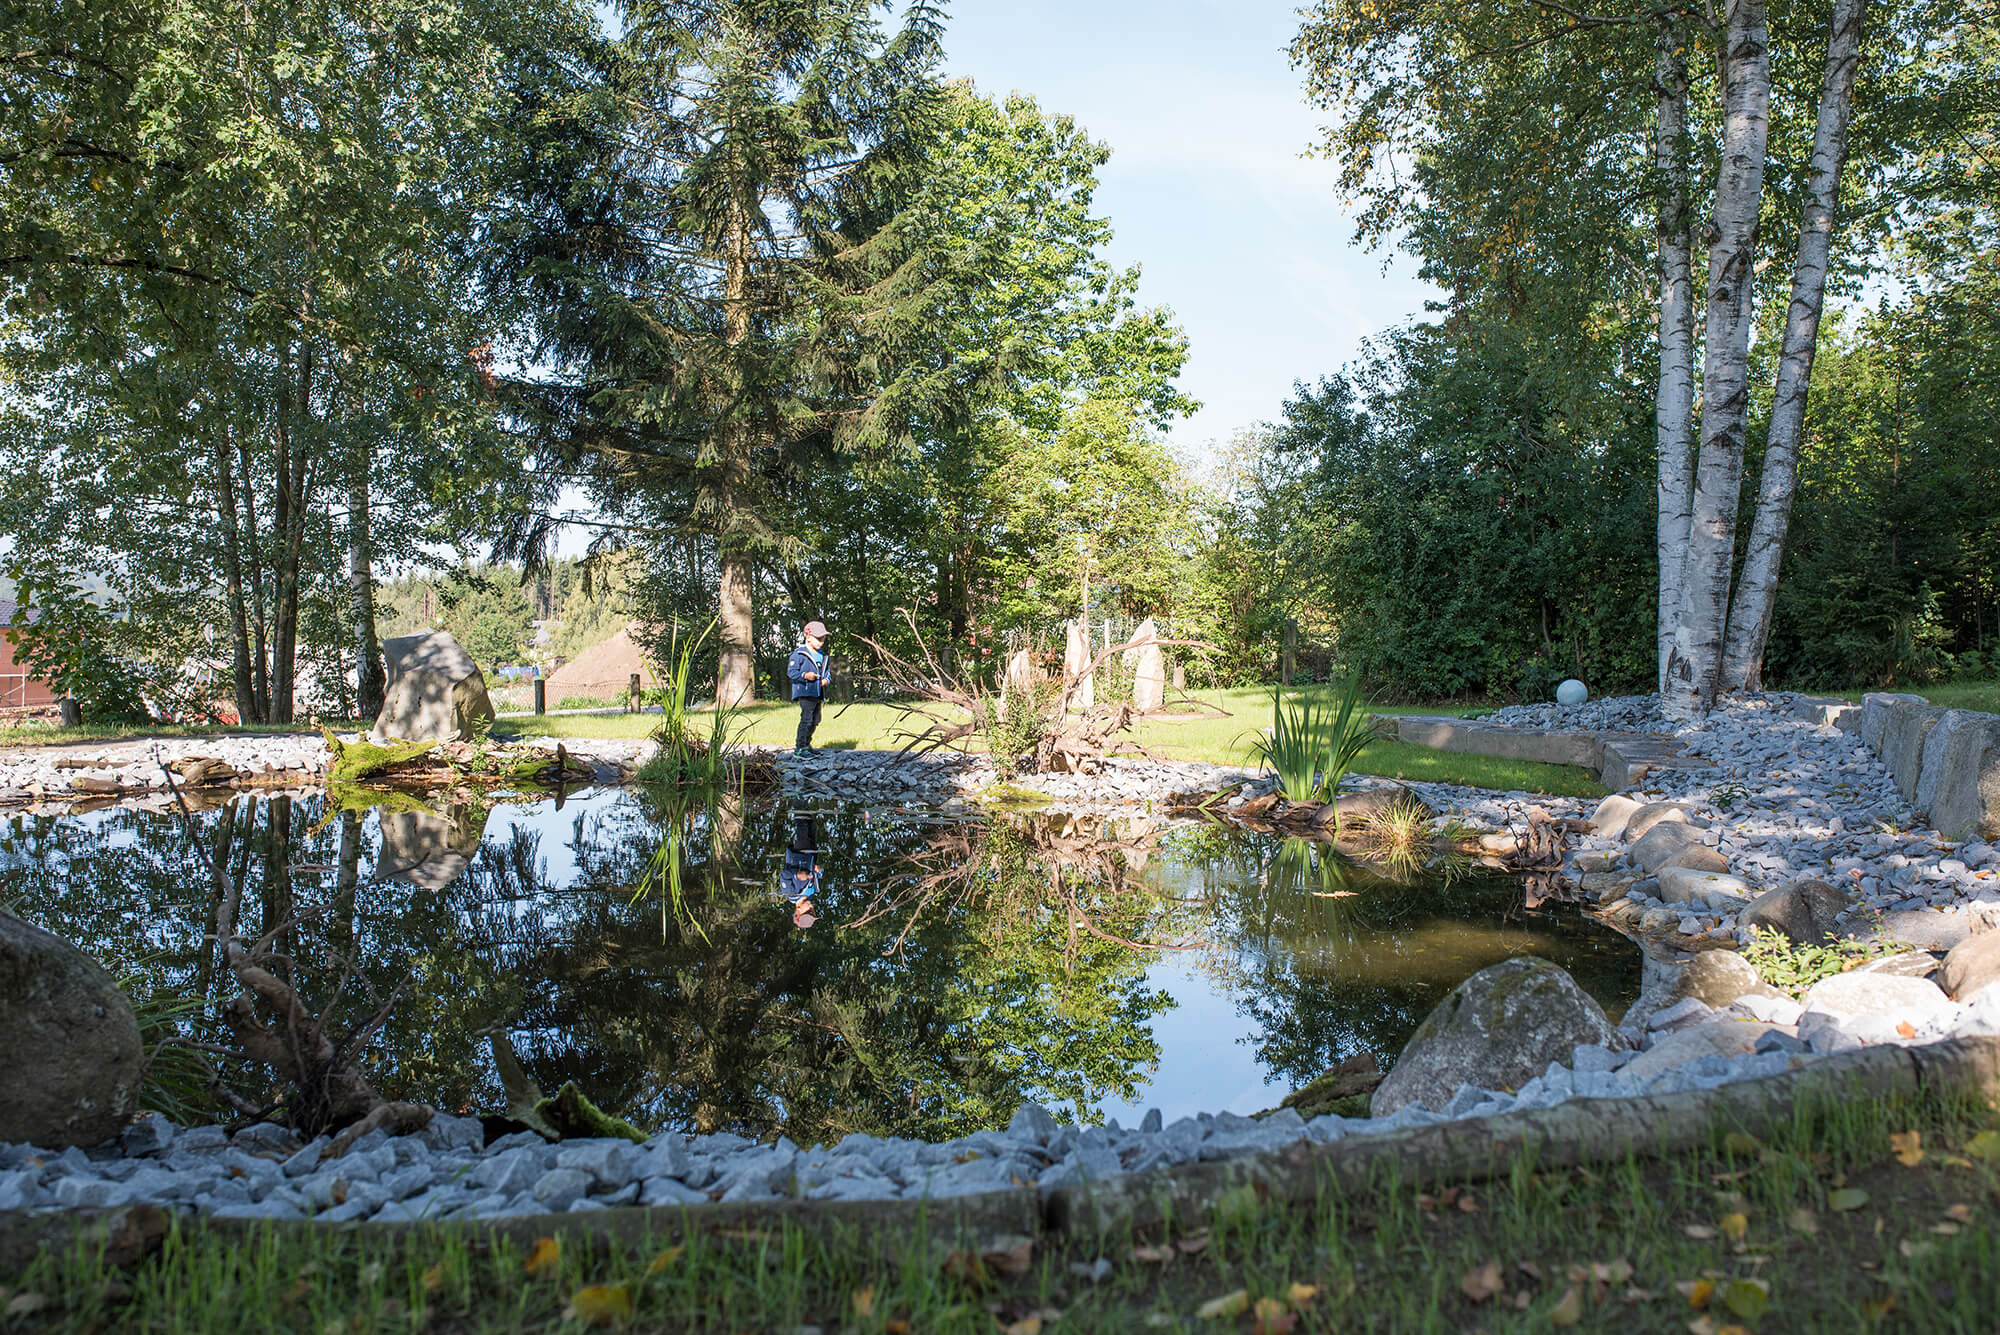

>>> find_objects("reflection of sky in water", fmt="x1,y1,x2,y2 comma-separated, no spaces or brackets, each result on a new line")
8,788,1640,1136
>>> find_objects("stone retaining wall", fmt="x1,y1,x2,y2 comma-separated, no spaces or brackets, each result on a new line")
1859,693,2000,840
1375,715,1709,789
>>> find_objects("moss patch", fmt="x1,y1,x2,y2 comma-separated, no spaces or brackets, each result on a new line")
320,728,437,785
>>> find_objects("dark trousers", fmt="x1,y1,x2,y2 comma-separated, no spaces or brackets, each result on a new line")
795,696,821,750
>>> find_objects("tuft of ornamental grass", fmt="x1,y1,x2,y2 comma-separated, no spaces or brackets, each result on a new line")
1245,676,1378,812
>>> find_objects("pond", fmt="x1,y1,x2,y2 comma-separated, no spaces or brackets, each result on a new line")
0,787,1641,1145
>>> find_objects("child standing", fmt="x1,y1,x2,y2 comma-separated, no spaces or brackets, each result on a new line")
787,620,829,757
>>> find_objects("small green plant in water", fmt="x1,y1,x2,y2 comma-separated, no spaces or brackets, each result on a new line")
639,620,745,787
1741,925,1901,992
1245,676,1378,821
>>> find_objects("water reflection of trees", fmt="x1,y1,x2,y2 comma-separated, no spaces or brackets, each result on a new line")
1166,830,1641,1090
0,793,1205,1143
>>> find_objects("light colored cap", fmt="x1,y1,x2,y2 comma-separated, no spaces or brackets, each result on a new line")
803,620,828,638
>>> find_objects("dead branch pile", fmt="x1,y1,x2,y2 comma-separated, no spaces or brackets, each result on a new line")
856,610,1224,775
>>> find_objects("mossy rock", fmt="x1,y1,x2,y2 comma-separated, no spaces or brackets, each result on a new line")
536,1081,647,1144
978,782,1054,811
321,728,437,785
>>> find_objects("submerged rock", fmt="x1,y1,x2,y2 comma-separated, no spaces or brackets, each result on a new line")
0,911,143,1148
1371,958,1620,1116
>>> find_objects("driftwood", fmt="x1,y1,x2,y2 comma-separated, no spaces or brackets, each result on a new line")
159,764,433,1156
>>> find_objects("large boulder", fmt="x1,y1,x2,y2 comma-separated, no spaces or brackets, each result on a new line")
1940,932,2000,1002
1590,794,1642,839
1371,957,1620,1116
1625,802,1695,842
371,631,496,744
0,912,144,1148
1619,1017,1790,1085
1915,711,2000,841
1740,879,1848,945
1629,821,1704,873
1799,971,1951,1018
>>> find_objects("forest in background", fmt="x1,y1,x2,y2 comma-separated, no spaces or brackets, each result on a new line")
1,0,1995,721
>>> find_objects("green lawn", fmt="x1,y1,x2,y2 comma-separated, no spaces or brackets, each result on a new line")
1833,680,2000,714
8,1083,1995,1333
499,687,1603,796
0,685,1598,795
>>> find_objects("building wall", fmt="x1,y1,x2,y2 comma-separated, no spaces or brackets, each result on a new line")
0,629,58,708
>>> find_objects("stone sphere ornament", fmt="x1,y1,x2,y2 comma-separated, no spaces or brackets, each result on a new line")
1556,678,1588,707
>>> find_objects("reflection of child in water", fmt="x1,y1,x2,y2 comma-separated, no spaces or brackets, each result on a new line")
779,814,820,929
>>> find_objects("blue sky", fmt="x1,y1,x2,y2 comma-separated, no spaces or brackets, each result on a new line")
935,0,1442,461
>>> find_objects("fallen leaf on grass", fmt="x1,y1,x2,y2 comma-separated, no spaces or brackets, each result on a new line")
1175,1232,1212,1256
1683,1224,1718,1240
1002,1316,1043,1335
420,1263,445,1293
1721,1278,1769,1320
1965,1130,2000,1162
1678,1278,1715,1310
1196,1290,1249,1320
1944,1203,1975,1224
851,1285,876,1317
942,1249,990,1290
1130,1244,1174,1264
1461,1262,1506,1304
1547,1283,1584,1326
1252,1296,1296,1335
1898,1239,1936,1261
4,1294,49,1318
886,1320,911,1335
986,1237,1035,1277
1890,1130,1924,1167
1862,1295,1897,1318
1286,1282,1319,1305
644,1246,686,1276
524,1238,561,1277
1930,1221,1961,1236
1721,1131,1761,1157
1720,1212,1748,1241
1788,1208,1819,1235
563,1284,634,1328
1829,1188,1870,1212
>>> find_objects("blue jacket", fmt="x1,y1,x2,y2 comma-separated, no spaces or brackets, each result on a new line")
787,644,826,700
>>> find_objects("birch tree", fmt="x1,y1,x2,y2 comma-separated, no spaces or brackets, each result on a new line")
1660,0,1771,718
1717,0,1871,691
1652,12,1697,694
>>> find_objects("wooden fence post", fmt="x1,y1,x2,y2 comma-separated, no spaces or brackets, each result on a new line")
533,677,545,715
629,673,642,713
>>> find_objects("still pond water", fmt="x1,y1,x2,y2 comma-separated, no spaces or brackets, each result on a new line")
0,788,1639,1145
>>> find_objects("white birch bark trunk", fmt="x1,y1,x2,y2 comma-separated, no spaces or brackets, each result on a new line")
1663,0,1771,720
1654,15,1697,695
1719,0,1870,692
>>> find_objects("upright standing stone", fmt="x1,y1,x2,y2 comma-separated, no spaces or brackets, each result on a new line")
1004,648,1037,697
1131,618,1165,713
1063,619,1094,709
371,631,497,744
0,912,143,1148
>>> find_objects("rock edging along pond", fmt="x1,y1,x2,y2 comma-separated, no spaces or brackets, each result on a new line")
3,943,1994,1224
4,1035,1998,1253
